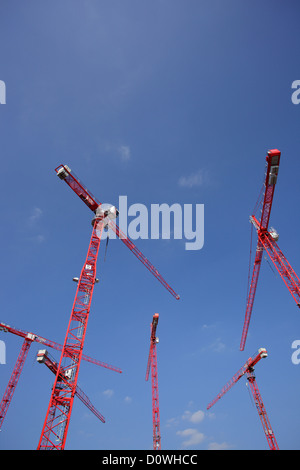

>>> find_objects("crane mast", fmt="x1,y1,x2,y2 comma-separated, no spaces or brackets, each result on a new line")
0,321,122,373
37,221,103,449
0,336,34,429
38,163,178,450
207,348,279,450
55,164,180,300
0,321,121,431
240,149,300,350
37,349,105,424
146,313,161,450
240,150,280,351
246,369,278,450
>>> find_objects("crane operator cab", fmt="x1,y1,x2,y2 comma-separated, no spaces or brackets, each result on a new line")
92,203,119,230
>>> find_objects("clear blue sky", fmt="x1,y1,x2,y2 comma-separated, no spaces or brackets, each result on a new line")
1,0,300,450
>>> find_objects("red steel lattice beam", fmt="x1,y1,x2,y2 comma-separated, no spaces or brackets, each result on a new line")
146,313,161,450
37,221,103,450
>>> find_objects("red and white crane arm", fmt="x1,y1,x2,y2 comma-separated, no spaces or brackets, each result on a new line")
0,322,122,373
240,150,281,350
55,164,100,212
145,314,159,381
259,149,281,231
207,348,268,410
55,164,180,300
37,349,105,424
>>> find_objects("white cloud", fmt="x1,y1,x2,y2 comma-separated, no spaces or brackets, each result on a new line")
209,338,226,353
28,207,43,225
190,410,205,424
182,409,205,424
103,142,131,162
124,396,132,404
166,417,179,428
178,169,208,188
208,441,232,450
29,234,45,243
25,207,45,243
103,389,114,398
176,428,205,448
118,145,131,161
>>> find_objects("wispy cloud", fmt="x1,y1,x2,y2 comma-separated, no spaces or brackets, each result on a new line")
104,142,131,162
208,441,232,450
28,234,45,244
118,145,131,161
178,169,209,188
25,207,45,243
176,428,205,448
28,207,43,225
182,409,205,424
168,407,231,449
103,389,114,398
207,337,226,353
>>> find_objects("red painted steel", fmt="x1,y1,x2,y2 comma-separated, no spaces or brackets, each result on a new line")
55,164,100,212
240,149,285,350
37,222,103,449
55,164,180,300
37,350,105,424
0,322,120,432
0,337,33,429
37,163,179,450
146,313,161,450
207,348,279,450
0,322,122,374
241,148,300,349
246,370,279,450
107,220,180,300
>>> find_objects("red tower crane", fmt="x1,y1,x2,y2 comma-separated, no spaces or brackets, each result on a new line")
37,165,179,450
0,322,120,430
240,149,300,350
0,322,122,373
207,348,279,450
36,349,105,424
145,313,161,450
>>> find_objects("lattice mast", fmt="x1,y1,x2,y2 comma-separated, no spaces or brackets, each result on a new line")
146,313,161,450
38,165,179,450
37,221,103,449
36,349,105,424
241,149,300,350
0,322,120,431
0,335,33,429
0,321,122,373
207,348,279,450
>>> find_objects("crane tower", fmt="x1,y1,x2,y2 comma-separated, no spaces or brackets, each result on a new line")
38,165,179,450
207,348,279,450
0,321,120,431
146,313,161,450
241,149,300,350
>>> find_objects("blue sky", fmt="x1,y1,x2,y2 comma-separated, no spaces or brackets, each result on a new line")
1,0,300,450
